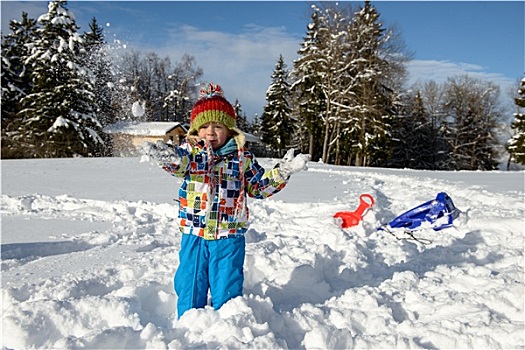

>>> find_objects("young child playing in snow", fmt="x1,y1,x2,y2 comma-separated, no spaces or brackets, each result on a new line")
145,83,309,318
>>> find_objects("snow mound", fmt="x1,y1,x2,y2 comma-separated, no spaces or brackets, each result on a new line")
1,157,523,349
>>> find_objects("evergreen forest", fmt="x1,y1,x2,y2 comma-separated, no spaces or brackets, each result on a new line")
2,0,524,170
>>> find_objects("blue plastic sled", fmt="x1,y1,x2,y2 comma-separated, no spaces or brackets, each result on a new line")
382,192,459,232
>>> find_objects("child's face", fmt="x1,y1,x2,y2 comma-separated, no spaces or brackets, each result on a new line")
198,122,230,150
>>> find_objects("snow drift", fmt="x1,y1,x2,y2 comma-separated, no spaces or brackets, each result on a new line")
1,157,523,349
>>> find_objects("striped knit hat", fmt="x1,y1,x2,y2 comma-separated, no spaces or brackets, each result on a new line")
188,83,241,138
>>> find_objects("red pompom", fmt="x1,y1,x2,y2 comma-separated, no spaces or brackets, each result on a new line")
199,83,224,99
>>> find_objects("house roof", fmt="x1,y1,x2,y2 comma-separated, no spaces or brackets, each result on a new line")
103,122,187,136
243,132,261,143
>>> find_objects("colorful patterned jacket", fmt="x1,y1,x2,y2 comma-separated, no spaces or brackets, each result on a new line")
161,137,288,240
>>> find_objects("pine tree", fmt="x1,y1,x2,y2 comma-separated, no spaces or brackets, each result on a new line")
291,1,408,166
390,91,439,169
1,12,37,158
292,7,326,161
250,114,261,136
294,3,355,164
506,78,525,165
233,99,248,131
245,113,267,157
346,0,402,167
19,0,103,157
315,4,351,164
82,17,115,155
419,80,449,169
260,54,294,157
82,18,114,126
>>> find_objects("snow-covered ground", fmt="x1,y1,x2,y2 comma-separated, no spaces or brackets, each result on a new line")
1,157,524,349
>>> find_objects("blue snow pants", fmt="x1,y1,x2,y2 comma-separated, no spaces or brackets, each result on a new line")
174,233,245,318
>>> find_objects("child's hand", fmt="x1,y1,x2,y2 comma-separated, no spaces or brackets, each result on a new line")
279,148,310,177
139,140,180,165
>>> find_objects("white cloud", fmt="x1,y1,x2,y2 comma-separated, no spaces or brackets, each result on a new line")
407,60,516,86
145,24,302,117
406,59,518,110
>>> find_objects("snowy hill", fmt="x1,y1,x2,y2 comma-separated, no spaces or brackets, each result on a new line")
1,157,524,349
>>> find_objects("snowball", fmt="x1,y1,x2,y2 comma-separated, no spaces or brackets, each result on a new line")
132,101,145,117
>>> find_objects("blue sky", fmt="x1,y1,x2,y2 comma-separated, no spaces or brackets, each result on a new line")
2,1,523,118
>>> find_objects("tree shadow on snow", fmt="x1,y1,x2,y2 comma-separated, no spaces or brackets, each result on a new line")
1,240,95,261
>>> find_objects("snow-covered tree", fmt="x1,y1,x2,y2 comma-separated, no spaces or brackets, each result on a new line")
116,51,203,124
233,99,248,132
249,114,261,136
291,1,408,165
442,75,503,170
260,54,294,157
417,80,450,169
82,17,115,127
108,50,141,122
390,90,443,169
19,0,103,157
160,53,202,123
81,17,115,156
345,0,406,167
293,3,357,164
315,4,351,164
1,12,37,158
292,7,326,161
506,77,525,165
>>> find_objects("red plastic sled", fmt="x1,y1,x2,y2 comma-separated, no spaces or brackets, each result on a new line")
334,194,375,228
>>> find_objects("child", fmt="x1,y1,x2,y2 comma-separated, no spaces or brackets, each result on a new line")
145,83,309,318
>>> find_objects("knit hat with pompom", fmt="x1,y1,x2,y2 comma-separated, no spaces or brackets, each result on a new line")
188,83,242,139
